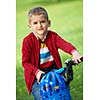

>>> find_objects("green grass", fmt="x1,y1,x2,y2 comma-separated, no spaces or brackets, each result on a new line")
16,0,83,100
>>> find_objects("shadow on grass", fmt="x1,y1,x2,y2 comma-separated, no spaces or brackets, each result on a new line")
16,0,81,12
28,0,81,8
29,0,80,5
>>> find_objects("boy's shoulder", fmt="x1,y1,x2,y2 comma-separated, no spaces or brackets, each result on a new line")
48,30,58,36
48,30,61,40
48,30,56,34
23,32,35,41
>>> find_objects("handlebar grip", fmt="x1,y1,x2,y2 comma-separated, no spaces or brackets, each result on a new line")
80,57,83,62
65,57,83,66
74,56,83,65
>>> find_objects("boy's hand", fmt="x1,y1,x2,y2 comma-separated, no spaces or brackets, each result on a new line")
36,70,45,83
72,50,82,64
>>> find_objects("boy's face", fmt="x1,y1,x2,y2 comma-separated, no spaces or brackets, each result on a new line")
28,14,50,37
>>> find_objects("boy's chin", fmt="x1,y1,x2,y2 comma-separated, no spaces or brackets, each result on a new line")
37,31,47,35
37,32,45,35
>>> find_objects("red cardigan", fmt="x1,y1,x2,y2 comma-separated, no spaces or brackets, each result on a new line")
22,30,76,94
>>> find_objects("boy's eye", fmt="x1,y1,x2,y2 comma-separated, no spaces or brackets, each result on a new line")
41,20,45,23
33,22,37,24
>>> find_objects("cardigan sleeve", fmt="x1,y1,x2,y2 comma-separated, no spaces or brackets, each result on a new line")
54,33,76,55
22,38,39,75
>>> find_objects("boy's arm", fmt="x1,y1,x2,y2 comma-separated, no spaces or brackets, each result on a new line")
22,38,45,83
55,33,76,54
55,33,82,63
22,38,39,75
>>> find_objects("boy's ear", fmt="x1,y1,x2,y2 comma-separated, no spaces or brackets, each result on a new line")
28,24,33,30
28,24,31,28
48,20,51,27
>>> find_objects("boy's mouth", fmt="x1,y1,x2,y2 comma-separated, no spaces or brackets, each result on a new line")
38,28,43,30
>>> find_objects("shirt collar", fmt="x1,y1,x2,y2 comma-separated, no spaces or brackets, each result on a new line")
32,31,48,42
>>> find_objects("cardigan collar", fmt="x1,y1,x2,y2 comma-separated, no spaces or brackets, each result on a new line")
32,31,48,42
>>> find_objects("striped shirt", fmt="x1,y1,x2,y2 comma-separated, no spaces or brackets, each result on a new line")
40,42,54,68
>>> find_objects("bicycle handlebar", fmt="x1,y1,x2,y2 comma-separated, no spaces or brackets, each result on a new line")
55,57,83,74
65,56,83,66
54,57,83,85
39,57,83,82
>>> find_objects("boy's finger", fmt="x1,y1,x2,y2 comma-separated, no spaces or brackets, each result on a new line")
73,59,78,64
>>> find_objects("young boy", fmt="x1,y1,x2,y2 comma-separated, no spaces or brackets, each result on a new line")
22,7,82,100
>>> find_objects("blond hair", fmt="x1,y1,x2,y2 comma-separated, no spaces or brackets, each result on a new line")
28,7,49,23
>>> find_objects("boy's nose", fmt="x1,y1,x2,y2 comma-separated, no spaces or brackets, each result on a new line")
38,22,42,27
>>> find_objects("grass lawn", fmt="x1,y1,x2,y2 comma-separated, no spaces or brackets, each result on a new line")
16,0,83,100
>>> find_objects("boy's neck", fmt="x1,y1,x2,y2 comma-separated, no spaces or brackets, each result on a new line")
38,34,45,40
33,31,48,42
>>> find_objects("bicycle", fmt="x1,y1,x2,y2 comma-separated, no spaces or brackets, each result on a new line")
39,57,83,100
